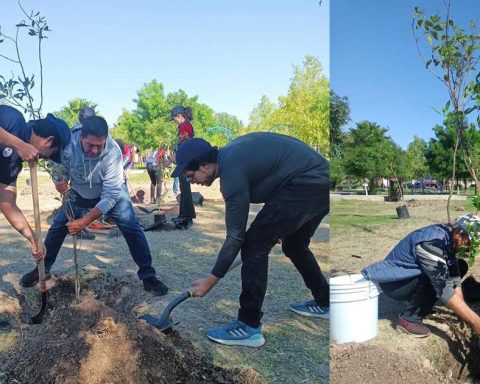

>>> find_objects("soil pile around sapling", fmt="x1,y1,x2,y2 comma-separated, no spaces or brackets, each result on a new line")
330,343,460,384
0,276,248,384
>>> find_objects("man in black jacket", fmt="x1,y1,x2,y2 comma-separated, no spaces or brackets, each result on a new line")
172,133,329,347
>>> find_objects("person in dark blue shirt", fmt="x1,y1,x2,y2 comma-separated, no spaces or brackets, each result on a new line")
0,105,70,260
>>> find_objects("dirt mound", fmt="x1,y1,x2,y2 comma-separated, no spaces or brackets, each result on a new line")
330,343,460,384
0,276,249,384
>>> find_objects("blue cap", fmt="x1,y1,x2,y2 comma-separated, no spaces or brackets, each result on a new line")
172,138,213,177
170,105,185,120
45,114,71,163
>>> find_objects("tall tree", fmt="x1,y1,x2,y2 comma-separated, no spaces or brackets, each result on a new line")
115,80,218,150
274,55,329,154
404,136,430,181
426,117,479,183
246,55,329,154
413,1,480,220
342,121,403,190
214,112,243,136
0,2,50,118
330,90,351,158
246,95,277,133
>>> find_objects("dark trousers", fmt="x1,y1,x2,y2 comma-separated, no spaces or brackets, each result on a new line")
237,183,329,328
380,259,469,323
380,275,437,323
178,174,196,220
43,186,156,280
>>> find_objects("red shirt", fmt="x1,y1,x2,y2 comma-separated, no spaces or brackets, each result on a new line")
178,121,194,144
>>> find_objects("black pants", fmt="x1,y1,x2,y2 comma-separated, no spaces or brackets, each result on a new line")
380,259,469,323
379,275,437,323
179,174,196,220
237,183,329,328
146,165,157,186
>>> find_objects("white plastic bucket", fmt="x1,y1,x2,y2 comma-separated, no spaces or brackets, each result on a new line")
330,274,380,344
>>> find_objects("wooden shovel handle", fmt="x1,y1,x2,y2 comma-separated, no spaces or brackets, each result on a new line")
29,161,46,293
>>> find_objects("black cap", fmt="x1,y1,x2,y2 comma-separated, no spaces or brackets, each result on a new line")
172,138,213,177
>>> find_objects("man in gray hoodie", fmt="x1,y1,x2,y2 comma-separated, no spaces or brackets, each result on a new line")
19,116,168,296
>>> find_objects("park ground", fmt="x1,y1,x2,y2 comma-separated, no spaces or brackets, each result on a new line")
0,169,328,384
330,196,480,384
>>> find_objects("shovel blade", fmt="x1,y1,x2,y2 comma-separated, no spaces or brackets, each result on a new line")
31,292,47,324
138,314,175,333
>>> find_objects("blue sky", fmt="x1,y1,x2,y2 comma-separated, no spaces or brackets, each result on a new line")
1,0,328,127
331,0,480,148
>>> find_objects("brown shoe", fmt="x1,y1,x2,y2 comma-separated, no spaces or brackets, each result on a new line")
397,316,431,338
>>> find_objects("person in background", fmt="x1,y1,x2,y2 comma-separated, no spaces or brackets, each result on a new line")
19,116,169,296
362,214,480,338
0,105,71,261
172,133,329,347
145,151,157,204
170,106,196,229
72,107,95,132
129,142,138,170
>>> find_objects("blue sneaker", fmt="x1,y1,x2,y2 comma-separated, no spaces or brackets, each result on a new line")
207,320,265,347
290,300,329,319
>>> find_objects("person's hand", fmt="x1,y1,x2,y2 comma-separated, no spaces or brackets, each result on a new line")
31,240,45,261
54,180,69,194
17,142,39,162
474,320,480,337
66,218,87,236
190,276,219,297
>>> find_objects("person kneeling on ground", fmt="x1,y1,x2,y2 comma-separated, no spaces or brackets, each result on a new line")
362,214,480,338
0,105,70,260
20,116,168,296
172,133,329,347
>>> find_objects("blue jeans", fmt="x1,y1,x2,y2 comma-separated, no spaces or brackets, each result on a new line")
173,177,179,194
43,187,156,280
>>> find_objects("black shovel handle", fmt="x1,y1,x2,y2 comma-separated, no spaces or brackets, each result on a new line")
158,290,193,322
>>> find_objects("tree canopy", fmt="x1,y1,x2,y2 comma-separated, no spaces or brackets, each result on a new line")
246,55,329,155
342,121,404,187
113,80,218,149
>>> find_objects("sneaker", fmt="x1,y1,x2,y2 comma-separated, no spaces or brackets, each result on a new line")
397,316,431,338
142,276,168,296
207,320,265,347
290,300,329,319
19,268,52,288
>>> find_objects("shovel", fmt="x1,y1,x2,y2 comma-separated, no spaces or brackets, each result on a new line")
139,255,242,333
29,161,47,324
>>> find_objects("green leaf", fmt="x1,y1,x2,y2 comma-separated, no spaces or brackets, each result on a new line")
469,254,475,267
427,34,433,45
443,100,451,112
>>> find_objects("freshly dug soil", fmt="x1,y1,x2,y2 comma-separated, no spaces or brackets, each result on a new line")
330,343,461,384
0,275,247,384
